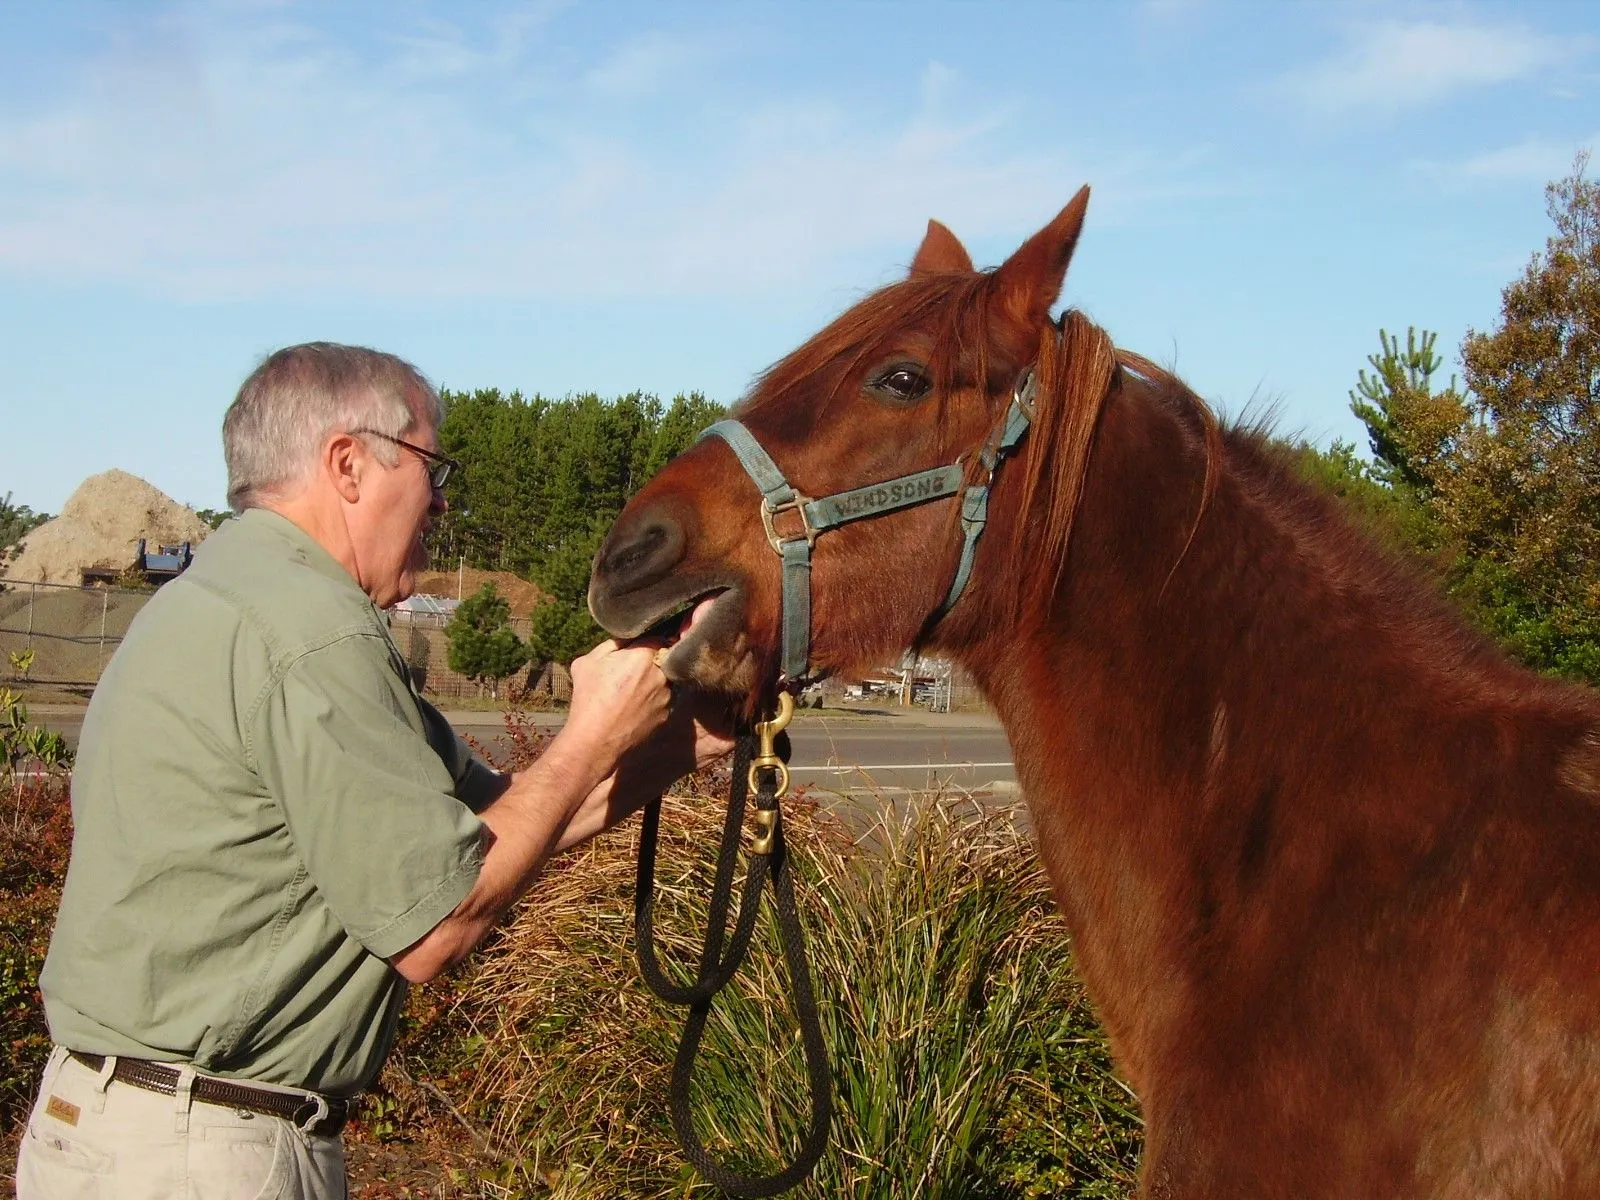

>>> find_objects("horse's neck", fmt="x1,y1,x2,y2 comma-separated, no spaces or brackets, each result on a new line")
952,378,1450,1085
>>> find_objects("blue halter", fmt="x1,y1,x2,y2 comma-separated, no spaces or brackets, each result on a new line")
699,366,1038,684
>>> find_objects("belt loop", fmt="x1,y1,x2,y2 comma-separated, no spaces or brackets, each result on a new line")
296,1092,331,1137
173,1066,196,1135
87,1054,116,1114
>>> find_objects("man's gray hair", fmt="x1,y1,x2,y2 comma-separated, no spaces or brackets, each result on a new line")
223,343,444,512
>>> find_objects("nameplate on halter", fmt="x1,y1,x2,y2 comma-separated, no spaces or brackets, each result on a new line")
809,465,965,528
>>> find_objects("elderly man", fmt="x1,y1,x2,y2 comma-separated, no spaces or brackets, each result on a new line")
16,343,728,1198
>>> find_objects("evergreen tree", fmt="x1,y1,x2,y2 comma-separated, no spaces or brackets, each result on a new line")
525,530,608,667
422,385,726,665
642,393,727,480
0,493,50,573
1348,328,1468,496
1344,157,1600,682
445,583,529,700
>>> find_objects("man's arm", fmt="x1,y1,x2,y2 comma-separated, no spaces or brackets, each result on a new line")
390,639,671,983
553,694,737,853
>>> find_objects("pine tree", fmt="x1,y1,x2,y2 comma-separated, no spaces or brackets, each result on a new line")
1345,157,1600,682
1348,328,1467,495
445,583,529,700
422,386,728,667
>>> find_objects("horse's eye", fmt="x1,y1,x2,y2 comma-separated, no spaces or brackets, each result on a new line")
867,363,932,405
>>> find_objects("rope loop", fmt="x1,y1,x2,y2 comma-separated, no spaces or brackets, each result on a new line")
634,720,832,1195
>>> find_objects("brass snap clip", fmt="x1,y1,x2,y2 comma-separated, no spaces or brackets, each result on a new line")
748,691,796,854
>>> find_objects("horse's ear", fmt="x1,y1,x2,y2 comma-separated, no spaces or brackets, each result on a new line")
990,186,1090,326
909,219,975,276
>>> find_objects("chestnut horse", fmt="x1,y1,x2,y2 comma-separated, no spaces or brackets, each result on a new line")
588,188,1600,1198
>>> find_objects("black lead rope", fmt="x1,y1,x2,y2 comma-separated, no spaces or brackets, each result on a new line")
634,722,833,1197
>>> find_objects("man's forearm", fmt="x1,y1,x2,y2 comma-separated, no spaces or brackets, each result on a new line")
390,731,608,981
391,683,726,983
554,759,666,853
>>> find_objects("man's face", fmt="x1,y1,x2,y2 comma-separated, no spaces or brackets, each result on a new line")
354,416,445,609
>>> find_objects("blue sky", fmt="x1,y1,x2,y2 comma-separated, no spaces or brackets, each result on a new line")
1,0,1596,515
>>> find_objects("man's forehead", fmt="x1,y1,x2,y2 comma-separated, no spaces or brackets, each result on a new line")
400,390,441,445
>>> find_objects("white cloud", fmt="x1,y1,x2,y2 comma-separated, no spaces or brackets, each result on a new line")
0,7,1228,303
1412,135,1597,183
582,30,732,99
1282,20,1588,117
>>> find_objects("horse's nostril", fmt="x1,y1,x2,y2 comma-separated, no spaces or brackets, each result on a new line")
599,515,684,592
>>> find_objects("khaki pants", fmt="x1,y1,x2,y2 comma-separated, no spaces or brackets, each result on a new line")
15,1047,347,1200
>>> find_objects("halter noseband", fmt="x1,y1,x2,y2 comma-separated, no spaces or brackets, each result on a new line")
698,360,1040,684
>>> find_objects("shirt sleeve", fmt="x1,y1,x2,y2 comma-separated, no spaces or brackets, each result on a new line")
250,633,485,960
413,694,510,814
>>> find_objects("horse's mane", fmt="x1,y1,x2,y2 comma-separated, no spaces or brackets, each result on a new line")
1016,319,1224,616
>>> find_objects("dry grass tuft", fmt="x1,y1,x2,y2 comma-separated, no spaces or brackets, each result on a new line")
428,785,1142,1198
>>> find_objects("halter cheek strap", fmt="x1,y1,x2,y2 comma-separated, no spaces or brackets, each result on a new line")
699,366,1037,683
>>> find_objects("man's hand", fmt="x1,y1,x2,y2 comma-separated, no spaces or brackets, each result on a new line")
562,638,674,769
623,686,738,789
555,686,737,852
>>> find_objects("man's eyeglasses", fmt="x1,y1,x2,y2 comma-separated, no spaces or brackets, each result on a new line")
353,430,460,490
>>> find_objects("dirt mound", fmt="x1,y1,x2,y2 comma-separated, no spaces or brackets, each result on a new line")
411,567,547,617
2,470,213,586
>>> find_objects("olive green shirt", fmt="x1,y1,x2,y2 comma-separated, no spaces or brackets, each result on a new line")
40,509,496,1096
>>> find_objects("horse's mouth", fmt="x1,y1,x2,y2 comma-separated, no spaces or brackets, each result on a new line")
591,579,755,691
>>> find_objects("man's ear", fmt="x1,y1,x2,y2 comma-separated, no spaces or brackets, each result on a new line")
323,433,365,503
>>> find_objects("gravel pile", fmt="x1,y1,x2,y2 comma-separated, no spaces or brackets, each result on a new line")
2,470,213,586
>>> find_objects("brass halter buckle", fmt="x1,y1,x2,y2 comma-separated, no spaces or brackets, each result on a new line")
747,691,796,853
760,494,818,554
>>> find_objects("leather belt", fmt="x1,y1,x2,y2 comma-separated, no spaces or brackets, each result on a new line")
69,1052,351,1136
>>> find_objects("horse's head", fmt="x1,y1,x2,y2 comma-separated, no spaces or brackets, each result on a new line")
590,186,1117,704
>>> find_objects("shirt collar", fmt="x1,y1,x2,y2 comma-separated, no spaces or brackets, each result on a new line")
236,508,377,607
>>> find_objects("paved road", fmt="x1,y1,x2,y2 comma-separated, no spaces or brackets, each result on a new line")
432,711,1017,797
32,706,1018,797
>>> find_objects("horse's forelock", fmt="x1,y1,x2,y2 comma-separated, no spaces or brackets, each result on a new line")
742,272,1002,430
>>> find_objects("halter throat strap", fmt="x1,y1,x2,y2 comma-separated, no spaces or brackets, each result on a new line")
699,365,1038,683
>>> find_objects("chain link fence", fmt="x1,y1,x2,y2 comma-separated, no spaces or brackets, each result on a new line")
1,581,974,712
0,581,565,706
0,580,154,693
